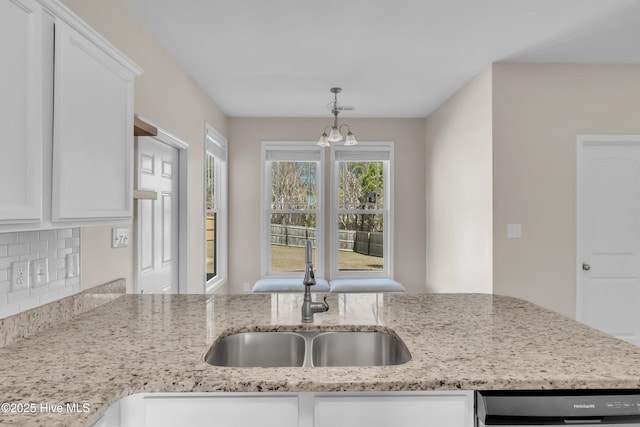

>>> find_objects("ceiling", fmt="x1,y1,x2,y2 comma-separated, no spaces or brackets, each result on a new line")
123,0,640,118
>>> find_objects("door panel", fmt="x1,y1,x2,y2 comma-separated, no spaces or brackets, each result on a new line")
577,136,640,346
139,199,154,272
0,0,44,223
137,137,179,294
162,194,173,264
583,278,640,338
52,21,134,221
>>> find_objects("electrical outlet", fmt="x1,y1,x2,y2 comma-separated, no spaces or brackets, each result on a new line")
112,228,129,248
32,258,49,287
66,253,80,279
11,261,30,291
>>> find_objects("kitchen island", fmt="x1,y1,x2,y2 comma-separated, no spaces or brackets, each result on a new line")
1,292,640,426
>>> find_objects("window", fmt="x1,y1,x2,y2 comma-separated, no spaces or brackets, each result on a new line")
331,143,393,278
261,142,323,277
205,125,227,292
261,141,393,280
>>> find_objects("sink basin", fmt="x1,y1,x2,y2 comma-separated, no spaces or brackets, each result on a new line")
205,332,306,367
311,331,411,367
205,330,411,367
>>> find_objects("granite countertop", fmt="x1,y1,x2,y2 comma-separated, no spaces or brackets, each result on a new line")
2,292,640,426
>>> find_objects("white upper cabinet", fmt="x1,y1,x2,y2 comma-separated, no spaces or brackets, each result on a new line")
0,0,46,224
0,0,141,231
52,20,136,222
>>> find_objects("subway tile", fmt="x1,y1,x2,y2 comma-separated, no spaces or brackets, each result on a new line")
57,287,73,299
8,243,29,257
0,302,20,319
38,290,60,305
49,279,65,290
57,229,72,239
30,283,49,296
19,254,38,262
65,237,80,248
40,250,57,261
0,257,19,269
50,259,65,270
57,248,72,258
48,239,66,250
0,233,18,245
30,240,48,253
7,289,30,304
18,231,39,243
0,227,81,318
39,230,56,241
19,296,40,312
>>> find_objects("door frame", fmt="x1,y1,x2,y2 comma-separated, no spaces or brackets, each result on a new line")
575,134,640,322
134,119,190,294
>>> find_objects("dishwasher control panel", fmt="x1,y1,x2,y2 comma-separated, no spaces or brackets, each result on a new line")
476,390,640,425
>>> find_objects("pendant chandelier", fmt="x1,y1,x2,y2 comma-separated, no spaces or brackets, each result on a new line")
317,87,357,147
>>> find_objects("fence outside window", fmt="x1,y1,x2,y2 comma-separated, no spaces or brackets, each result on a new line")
270,224,382,257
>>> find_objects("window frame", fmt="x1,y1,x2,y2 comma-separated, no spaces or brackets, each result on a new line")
330,142,394,279
204,124,228,293
261,141,324,278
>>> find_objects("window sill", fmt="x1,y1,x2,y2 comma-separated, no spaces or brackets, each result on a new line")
328,278,404,293
252,278,404,293
252,278,331,293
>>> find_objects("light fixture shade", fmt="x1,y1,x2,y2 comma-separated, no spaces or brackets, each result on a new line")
317,133,330,147
328,126,343,142
344,131,358,146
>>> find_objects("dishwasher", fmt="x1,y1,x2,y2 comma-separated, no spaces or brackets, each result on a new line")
476,390,640,426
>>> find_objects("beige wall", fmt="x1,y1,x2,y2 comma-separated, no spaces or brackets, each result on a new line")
51,3,640,308
61,0,227,293
227,118,427,293
492,63,640,318
424,68,493,293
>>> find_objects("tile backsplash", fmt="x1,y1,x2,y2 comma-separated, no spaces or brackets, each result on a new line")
0,228,80,319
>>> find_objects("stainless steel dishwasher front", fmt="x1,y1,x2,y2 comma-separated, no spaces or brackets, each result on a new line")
476,390,640,426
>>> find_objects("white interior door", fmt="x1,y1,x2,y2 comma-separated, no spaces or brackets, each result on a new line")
577,135,640,346
137,136,180,294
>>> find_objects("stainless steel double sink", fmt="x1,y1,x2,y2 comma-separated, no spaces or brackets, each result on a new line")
205,330,411,367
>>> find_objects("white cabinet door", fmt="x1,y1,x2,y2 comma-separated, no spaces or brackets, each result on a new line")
95,391,474,427
136,395,299,427
0,0,46,224
314,393,472,427
52,20,135,222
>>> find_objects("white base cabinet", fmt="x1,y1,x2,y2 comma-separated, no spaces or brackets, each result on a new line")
315,394,471,427
93,391,474,427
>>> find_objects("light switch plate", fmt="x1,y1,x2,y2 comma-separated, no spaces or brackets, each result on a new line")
507,223,522,238
32,258,49,287
66,253,80,279
112,227,129,248
11,261,30,291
